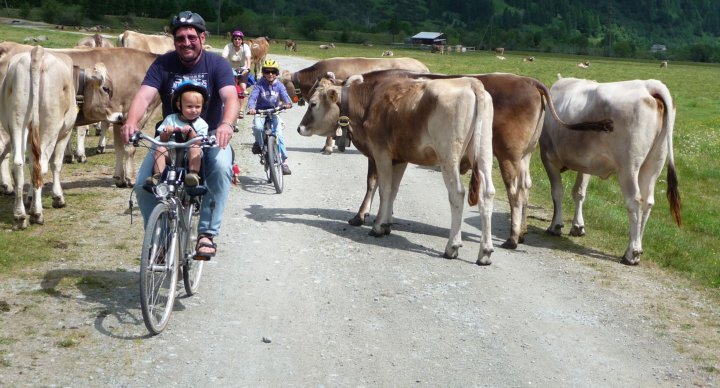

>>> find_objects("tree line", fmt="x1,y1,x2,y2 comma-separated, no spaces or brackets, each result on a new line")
11,0,720,62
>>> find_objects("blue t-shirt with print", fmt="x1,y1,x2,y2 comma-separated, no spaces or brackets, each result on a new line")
142,51,235,133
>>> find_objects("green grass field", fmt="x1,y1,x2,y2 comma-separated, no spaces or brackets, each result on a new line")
1,24,719,288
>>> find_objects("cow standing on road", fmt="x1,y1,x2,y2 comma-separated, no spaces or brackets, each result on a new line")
540,77,681,265
298,74,496,265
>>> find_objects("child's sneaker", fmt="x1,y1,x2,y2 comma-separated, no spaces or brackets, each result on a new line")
145,173,161,186
185,172,200,187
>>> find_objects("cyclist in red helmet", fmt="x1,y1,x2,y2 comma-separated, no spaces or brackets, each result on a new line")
222,30,252,123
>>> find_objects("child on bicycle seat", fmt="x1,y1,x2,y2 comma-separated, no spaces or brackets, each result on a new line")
247,58,294,175
146,80,210,187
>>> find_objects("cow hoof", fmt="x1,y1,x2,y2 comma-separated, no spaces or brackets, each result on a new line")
368,223,391,237
348,215,365,227
476,248,494,266
321,148,332,155
570,225,586,237
0,185,12,195
545,224,563,236
12,217,28,230
621,250,642,265
52,197,66,209
77,155,87,163
500,238,518,249
442,246,459,260
113,176,131,188
29,214,43,225
97,146,105,154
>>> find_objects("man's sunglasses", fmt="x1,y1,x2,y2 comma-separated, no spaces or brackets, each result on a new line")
174,34,199,43
263,70,279,75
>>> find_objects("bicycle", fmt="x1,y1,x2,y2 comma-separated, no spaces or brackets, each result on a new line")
130,130,216,335
254,106,286,194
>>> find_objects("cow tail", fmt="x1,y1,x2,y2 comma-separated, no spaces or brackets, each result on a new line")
467,79,486,207
535,79,614,132
651,81,682,226
29,45,43,188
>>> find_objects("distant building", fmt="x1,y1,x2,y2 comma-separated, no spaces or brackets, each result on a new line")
651,44,667,52
408,32,447,45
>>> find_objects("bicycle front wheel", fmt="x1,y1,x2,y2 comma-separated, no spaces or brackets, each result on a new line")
182,202,204,295
267,135,284,193
140,203,179,335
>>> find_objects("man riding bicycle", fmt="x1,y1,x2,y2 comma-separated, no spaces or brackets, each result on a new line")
247,59,293,175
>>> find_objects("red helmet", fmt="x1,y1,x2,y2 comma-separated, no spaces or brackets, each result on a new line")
232,30,244,38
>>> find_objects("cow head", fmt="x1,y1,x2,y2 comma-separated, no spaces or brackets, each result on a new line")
297,75,361,138
81,63,123,123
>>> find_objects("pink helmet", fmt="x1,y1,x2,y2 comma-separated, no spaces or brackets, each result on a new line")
232,30,244,38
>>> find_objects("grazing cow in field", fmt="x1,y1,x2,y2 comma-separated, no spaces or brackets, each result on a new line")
0,46,114,229
325,70,613,249
281,57,430,154
523,56,535,62
577,61,590,68
660,60,668,68
318,43,336,50
0,42,160,187
496,55,506,60
297,75,496,265
118,30,173,54
431,44,445,54
495,47,505,55
285,39,298,52
381,50,394,57
76,33,115,48
540,77,681,265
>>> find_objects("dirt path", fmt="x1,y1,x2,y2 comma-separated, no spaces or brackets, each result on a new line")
0,55,718,387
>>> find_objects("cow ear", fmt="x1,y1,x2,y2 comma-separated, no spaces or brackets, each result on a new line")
327,88,338,103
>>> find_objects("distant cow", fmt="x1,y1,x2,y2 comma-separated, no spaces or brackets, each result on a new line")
577,61,590,68
523,56,535,62
285,39,298,52
281,57,430,154
249,37,270,76
118,30,173,54
318,43,335,49
660,60,668,68
297,74,496,265
381,50,393,57
431,44,445,54
495,47,505,55
540,77,681,265
0,46,114,229
76,33,115,48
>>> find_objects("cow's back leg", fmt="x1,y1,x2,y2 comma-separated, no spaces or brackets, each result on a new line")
570,173,590,237
0,149,12,195
540,151,565,236
497,157,523,249
49,128,73,209
12,154,28,230
321,136,334,154
618,167,645,265
350,158,378,226
439,162,466,260
368,154,395,237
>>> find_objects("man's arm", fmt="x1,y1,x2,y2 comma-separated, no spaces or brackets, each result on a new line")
121,84,159,144
216,84,239,149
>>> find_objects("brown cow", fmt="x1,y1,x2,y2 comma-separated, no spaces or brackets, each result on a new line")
495,47,505,55
285,39,298,52
76,33,115,48
323,70,613,249
248,37,270,76
660,60,668,68
281,57,430,154
118,30,174,54
0,42,161,188
297,75,496,265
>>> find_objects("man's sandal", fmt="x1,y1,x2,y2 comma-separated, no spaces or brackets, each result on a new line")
194,234,217,261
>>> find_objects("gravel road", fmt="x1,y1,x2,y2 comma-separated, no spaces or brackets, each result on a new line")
0,54,717,387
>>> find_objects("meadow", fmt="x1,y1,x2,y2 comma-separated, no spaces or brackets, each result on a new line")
0,23,718,289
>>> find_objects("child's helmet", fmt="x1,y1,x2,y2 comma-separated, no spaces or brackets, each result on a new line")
170,11,207,34
171,80,209,113
261,59,280,72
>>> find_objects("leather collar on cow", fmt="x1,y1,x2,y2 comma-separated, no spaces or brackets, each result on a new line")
73,65,86,106
291,72,304,106
335,82,353,151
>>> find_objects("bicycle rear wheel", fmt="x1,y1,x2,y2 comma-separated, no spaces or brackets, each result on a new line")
267,135,284,193
182,202,204,295
140,203,179,335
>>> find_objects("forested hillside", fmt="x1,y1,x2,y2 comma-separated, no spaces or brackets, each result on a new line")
10,0,720,62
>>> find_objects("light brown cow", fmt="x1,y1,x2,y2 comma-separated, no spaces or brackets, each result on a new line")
495,47,505,55
0,42,160,187
322,69,613,249
318,43,335,50
540,77,681,265
297,75,496,265
248,37,270,76
381,50,394,57
660,60,668,68
0,46,114,229
76,33,115,48
281,57,430,154
118,30,174,54
285,39,298,52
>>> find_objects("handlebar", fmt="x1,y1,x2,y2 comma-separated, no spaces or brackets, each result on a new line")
250,106,287,116
130,131,217,149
